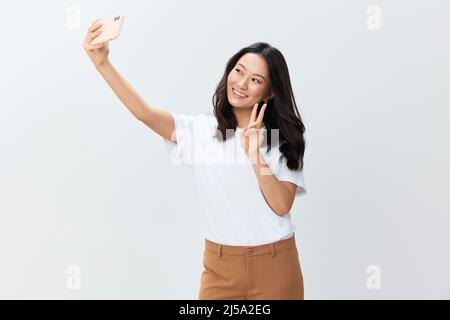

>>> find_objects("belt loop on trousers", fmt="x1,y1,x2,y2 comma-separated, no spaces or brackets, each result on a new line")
218,244,223,257
270,244,276,257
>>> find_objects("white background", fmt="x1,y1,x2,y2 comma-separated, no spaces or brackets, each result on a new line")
0,0,449,299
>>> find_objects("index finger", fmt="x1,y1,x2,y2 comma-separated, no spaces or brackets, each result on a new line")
89,21,103,31
250,102,259,123
256,103,267,126
85,20,102,39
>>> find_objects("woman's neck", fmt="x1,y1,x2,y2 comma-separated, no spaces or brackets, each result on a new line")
233,107,253,129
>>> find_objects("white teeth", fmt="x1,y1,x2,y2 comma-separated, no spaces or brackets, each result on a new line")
233,88,248,98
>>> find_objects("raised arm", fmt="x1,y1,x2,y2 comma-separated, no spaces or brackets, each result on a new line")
95,60,175,141
83,19,176,142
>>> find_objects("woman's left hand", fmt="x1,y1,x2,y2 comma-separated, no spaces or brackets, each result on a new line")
240,102,267,161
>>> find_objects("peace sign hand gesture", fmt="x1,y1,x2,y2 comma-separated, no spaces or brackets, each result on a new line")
240,101,268,161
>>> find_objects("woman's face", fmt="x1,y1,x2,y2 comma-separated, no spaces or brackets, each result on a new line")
227,53,273,109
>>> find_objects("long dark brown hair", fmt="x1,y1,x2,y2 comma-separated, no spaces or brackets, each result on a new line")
212,42,306,171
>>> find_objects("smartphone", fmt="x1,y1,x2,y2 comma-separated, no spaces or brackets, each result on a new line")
90,14,125,45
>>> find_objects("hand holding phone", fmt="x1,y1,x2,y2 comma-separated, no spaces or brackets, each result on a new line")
90,14,125,46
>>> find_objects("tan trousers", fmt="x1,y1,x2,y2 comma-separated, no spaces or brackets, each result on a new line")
198,233,304,300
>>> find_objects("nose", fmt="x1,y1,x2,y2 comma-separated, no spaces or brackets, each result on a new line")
236,76,250,90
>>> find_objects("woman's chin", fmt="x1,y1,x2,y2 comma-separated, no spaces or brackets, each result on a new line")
228,97,253,109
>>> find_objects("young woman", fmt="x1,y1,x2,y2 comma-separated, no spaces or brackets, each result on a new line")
84,19,307,300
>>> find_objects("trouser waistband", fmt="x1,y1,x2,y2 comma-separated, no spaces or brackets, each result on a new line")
204,233,296,257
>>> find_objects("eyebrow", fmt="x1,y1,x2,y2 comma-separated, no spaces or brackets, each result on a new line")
237,63,266,81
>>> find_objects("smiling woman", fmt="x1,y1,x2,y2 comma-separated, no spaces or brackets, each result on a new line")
214,43,306,173
84,30,307,300
163,42,307,300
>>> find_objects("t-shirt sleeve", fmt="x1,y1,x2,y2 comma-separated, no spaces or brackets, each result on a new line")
162,112,207,167
276,155,307,197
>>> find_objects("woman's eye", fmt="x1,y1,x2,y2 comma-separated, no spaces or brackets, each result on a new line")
234,68,261,84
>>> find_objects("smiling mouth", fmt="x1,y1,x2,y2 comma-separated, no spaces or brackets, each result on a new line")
232,88,248,99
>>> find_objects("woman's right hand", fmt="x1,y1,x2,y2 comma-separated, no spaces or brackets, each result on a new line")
83,19,110,68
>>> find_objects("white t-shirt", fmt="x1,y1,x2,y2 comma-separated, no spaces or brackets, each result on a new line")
163,111,307,246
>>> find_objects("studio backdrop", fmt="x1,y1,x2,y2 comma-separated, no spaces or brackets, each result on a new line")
0,0,449,299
